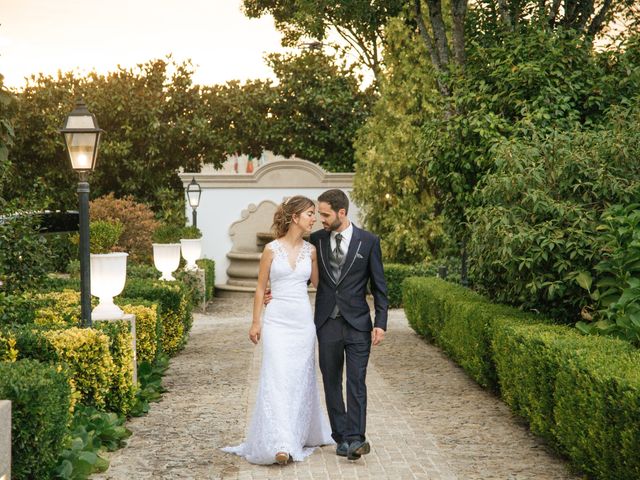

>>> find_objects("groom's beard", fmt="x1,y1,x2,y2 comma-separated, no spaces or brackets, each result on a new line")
324,217,342,231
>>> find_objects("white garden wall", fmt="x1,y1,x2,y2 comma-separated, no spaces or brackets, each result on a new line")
179,157,358,285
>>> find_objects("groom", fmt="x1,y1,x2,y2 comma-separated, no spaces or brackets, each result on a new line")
311,189,388,461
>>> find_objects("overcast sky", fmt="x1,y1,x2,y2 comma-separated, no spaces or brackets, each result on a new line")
0,0,289,90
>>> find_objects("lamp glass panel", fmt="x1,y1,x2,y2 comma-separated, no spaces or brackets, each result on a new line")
65,132,97,170
65,114,96,129
187,190,200,207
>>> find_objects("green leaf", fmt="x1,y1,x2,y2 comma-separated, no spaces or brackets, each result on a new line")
576,271,592,291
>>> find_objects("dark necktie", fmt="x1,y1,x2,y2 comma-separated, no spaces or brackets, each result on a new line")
334,233,344,264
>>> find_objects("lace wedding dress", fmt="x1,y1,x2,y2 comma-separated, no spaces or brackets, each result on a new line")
222,239,333,464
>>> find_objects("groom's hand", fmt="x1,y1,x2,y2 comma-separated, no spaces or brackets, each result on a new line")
263,288,272,305
372,327,385,346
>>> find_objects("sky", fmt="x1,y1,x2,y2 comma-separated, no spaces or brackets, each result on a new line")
0,0,290,90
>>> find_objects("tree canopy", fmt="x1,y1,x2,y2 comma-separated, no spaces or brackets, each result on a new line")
243,0,405,82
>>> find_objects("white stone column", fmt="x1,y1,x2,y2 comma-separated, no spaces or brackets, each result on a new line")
0,400,10,480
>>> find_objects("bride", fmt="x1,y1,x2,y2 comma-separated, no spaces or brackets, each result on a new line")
222,195,334,465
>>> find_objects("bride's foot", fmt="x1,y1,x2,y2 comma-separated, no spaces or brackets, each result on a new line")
275,451,290,465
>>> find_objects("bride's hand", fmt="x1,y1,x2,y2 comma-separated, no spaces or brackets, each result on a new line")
249,323,261,344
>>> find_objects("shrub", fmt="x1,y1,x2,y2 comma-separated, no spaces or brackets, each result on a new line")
468,105,640,321
402,277,484,340
576,202,640,344
43,327,115,409
122,279,192,356
0,292,39,325
128,263,159,280
0,211,52,293
493,320,640,478
0,329,17,361
33,289,82,328
197,258,215,301
553,343,640,479
181,225,202,239
95,319,136,415
90,193,160,262
92,219,124,254
44,231,76,273
384,263,432,308
0,359,72,480
121,302,159,364
152,223,183,244
175,269,205,307
404,276,640,479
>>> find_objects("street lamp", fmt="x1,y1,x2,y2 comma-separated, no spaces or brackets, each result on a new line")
186,177,201,228
60,98,103,327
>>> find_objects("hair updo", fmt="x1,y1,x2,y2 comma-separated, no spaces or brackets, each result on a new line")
272,195,315,238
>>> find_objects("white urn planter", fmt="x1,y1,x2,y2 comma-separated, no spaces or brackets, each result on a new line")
180,238,202,270
90,252,128,320
153,243,181,281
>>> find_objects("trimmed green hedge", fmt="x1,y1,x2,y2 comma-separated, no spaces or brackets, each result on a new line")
384,263,432,308
403,276,640,479
95,319,137,416
0,359,72,480
122,279,192,356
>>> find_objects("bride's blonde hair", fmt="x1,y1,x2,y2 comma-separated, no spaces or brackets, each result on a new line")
272,195,315,238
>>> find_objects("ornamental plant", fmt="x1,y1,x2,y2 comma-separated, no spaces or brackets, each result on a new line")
576,202,640,345
90,193,160,262
152,223,183,244
180,225,202,239
70,220,124,255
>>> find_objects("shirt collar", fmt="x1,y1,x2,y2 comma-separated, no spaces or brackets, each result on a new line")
332,222,353,244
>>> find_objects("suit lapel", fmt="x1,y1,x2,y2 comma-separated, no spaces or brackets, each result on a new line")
336,225,362,287
318,232,337,284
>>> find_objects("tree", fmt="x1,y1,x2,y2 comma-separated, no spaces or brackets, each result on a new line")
0,73,17,206
6,59,227,212
200,79,273,159
243,0,405,83
352,17,443,262
265,50,375,172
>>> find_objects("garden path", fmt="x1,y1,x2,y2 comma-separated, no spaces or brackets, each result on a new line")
94,297,579,480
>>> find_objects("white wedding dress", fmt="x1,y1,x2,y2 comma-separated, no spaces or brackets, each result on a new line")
222,239,334,464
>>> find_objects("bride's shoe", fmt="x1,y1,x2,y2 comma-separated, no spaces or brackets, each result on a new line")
275,451,290,465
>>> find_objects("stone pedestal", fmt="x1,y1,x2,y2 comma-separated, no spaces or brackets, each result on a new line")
193,268,206,312
0,400,10,480
124,313,138,386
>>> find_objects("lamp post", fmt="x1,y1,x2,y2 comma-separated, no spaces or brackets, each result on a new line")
186,177,201,228
60,98,103,327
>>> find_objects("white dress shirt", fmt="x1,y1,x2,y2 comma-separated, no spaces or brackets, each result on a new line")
330,222,353,256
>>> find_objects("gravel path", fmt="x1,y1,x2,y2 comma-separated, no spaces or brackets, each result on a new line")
95,297,579,480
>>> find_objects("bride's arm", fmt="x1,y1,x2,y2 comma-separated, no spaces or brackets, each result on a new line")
310,246,319,288
249,246,273,344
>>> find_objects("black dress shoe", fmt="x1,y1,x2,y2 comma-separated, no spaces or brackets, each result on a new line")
347,440,370,460
336,441,349,457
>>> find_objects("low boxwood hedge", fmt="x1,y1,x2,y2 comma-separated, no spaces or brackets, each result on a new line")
383,263,432,308
122,279,192,356
0,324,135,413
0,358,72,480
95,319,137,416
402,276,640,479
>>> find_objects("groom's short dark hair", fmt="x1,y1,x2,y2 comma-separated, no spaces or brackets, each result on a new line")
318,189,349,214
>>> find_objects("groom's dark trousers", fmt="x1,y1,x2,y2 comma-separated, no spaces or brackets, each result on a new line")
311,225,388,444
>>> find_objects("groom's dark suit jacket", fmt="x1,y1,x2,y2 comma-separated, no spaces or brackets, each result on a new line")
311,225,388,332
